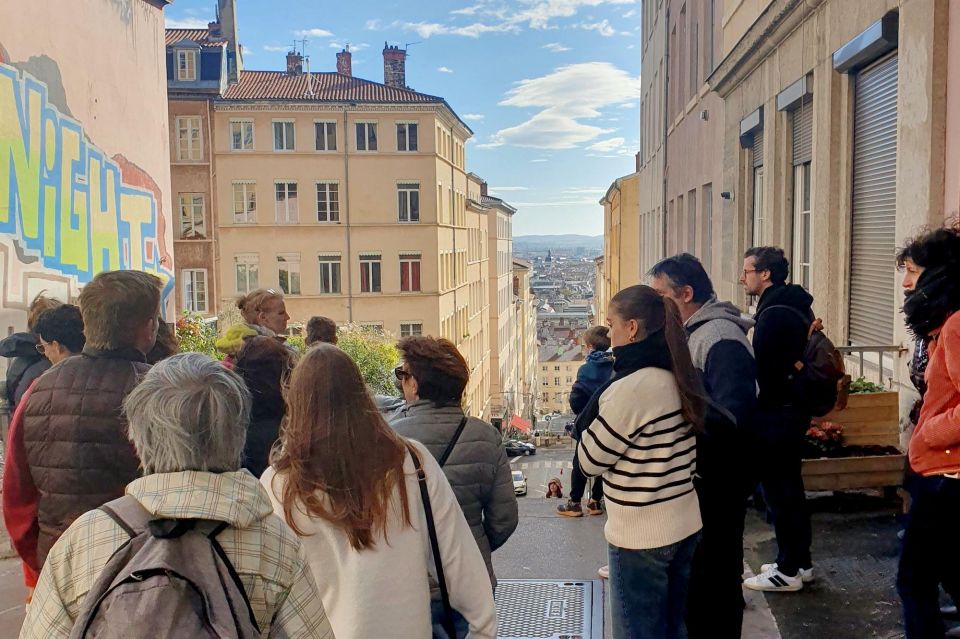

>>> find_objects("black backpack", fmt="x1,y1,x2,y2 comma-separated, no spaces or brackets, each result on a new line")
760,305,849,417
67,495,260,639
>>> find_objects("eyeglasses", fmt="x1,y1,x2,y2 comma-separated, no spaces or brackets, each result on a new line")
35,343,46,355
742,268,758,277
394,365,411,381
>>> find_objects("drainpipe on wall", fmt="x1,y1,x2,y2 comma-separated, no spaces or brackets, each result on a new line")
450,125,458,340
207,99,218,316
343,106,354,322
661,4,671,259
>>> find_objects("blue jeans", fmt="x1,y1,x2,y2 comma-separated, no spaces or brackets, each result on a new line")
608,533,701,639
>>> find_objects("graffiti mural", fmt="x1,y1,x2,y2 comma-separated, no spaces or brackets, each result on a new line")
0,59,174,315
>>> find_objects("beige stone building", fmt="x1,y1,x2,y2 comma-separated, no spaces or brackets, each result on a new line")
593,256,607,325
483,189,518,427
1,0,176,338
464,173,492,418
513,259,539,427
710,0,949,389
599,170,641,301
538,353,586,415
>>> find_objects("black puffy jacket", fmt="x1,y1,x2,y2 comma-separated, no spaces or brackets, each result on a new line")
1,333,50,409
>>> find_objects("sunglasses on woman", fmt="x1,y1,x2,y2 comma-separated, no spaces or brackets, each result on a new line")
393,365,411,381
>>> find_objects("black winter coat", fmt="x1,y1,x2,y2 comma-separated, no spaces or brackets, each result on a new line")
753,284,814,410
1,333,50,409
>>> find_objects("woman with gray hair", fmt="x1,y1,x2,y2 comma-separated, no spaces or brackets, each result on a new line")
21,353,333,639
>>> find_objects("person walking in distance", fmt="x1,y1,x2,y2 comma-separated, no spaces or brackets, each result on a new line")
557,325,613,518
739,247,815,592
578,285,704,639
895,226,960,639
20,271,162,571
650,254,757,638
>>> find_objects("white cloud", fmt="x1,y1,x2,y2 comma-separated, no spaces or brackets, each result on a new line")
623,9,638,18
562,186,607,194
508,0,635,30
586,137,625,152
543,42,572,52
263,45,290,52
438,66,455,73
365,19,383,30
329,42,369,52
451,3,485,15
490,186,530,192
579,19,616,36
165,17,210,29
398,21,519,38
295,28,334,38
462,113,486,121
483,62,640,149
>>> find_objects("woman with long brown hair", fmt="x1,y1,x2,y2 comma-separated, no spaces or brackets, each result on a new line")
261,344,496,639
575,284,705,639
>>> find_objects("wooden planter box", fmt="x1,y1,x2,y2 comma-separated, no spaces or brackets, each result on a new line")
802,454,906,491
818,391,900,447
802,391,903,491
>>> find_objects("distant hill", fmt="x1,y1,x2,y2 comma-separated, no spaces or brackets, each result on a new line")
514,234,603,251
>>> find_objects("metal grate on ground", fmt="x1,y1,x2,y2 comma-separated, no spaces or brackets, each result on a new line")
495,579,603,639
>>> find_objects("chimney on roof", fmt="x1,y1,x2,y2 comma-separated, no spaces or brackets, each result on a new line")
216,0,242,83
480,181,488,197
208,20,222,38
635,151,641,173
287,50,304,75
382,42,407,88
336,46,352,77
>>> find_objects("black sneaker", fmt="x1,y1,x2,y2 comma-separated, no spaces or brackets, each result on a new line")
556,500,583,517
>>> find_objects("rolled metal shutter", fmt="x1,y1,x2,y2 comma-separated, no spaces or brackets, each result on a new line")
791,95,813,166
848,54,898,345
752,129,764,168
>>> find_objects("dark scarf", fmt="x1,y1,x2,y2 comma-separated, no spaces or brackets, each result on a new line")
903,265,960,338
573,331,671,439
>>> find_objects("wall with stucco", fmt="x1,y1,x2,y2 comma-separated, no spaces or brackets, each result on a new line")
0,0,174,344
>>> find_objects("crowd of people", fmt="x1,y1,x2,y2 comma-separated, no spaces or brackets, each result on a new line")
0,223,957,639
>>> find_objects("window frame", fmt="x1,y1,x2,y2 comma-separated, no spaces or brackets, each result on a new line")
318,254,342,295
277,253,302,296
397,182,421,223
792,162,812,290
176,116,203,161
400,321,423,337
232,181,257,224
359,254,382,293
355,121,378,152
316,181,340,223
181,268,208,313
396,121,419,152
274,181,299,224
176,49,197,81
234,254,260,295
399,253,422,292
229,119,255,151
314,120,337,152
178,193,205,239
272,119,296,152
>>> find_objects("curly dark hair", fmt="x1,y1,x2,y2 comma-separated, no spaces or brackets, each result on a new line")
896,222,960,269
397,336,470,404
35,304,85,353
306,316,338,346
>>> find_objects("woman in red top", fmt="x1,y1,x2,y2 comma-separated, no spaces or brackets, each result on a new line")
896,225,960,639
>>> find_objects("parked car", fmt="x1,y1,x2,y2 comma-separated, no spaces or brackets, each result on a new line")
505,440,537,457
512,470,528,496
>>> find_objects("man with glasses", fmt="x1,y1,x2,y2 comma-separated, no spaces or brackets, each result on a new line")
739,247,816,592
4,304,86,599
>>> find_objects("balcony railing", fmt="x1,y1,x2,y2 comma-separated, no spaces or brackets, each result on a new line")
837,344,909,389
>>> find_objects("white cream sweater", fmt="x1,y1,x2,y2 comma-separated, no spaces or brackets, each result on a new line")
577,367,703,550
261,439,497,639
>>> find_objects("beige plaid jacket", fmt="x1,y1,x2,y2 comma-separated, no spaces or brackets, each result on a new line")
20,470,335,639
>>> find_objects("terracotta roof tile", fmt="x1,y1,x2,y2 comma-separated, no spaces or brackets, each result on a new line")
221,70,445,104
165,28,227,48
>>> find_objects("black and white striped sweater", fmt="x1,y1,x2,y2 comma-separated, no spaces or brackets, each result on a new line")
577,366,702,550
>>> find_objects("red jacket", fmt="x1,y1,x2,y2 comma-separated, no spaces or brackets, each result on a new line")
2,381,40,587
910,311,960,476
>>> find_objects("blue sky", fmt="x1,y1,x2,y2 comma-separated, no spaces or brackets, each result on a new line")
165,0,641,236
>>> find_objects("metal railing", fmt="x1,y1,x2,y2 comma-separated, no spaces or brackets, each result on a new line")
837,345,909,388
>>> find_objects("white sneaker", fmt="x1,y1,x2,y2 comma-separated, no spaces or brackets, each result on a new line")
597,565,609,579
743,567,803,592
760,562,815,583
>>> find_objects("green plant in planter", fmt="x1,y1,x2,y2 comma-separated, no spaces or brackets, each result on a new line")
849,376,886,394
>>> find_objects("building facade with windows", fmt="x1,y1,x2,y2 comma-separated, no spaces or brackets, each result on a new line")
600,171,641,302
710,0,948,375
483,189,518,427
513,259,539,426
538,353,587,415
166,1,242,317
